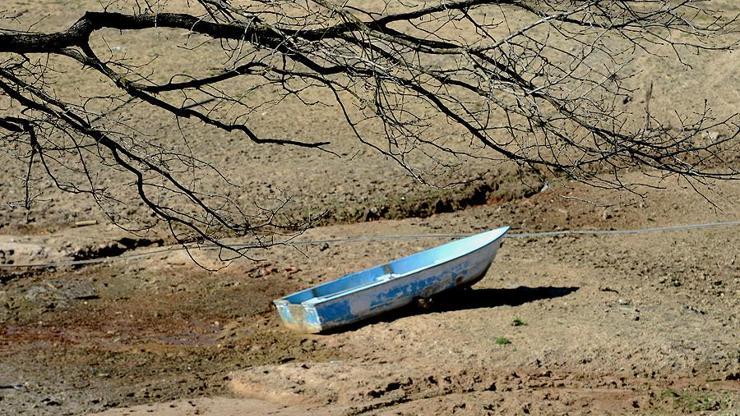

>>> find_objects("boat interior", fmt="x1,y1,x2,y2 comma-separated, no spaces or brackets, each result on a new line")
279,228,508,305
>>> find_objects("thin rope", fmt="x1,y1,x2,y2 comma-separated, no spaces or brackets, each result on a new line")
2,219,739,269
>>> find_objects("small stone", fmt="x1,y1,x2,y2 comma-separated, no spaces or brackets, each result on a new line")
41,398,61,406
601,209,613,220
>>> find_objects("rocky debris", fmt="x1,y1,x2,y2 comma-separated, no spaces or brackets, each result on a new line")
0,248,16,264
69,237,163,261
304,169,544,226
229,361,499,407
0,229,164,277
0,239,50,267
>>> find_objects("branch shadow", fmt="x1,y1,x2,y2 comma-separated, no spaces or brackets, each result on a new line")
324,285,579,334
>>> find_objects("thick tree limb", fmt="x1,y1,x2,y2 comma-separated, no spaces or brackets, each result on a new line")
1,0,737,252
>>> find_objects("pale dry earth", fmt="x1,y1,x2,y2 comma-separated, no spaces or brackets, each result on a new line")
1,175,739,415
1,0,738,234
1,1,740,415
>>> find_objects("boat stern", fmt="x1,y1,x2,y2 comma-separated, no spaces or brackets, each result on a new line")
273,299,323,333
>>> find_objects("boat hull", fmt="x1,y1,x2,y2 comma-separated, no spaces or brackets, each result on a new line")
274,227,508,333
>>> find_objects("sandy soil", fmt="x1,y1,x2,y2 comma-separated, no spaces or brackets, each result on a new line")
1,175,739,415
1,1,739,415
1,0,738,235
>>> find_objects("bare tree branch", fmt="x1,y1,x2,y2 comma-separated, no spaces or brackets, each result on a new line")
1,0,738,253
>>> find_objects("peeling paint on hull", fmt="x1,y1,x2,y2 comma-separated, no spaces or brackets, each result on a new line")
274,227,509,333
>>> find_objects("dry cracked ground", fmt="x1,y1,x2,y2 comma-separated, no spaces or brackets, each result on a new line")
1,1,739,415
1,176,739,415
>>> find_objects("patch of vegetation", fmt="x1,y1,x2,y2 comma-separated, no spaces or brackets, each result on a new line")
661,389,733,412
659,389,680,399
512,317,526,327
495,337,511,345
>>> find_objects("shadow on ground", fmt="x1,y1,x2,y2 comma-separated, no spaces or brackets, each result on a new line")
431,285,579,311
325,285,579,334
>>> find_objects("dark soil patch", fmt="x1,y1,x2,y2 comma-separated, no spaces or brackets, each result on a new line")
0,262,345,415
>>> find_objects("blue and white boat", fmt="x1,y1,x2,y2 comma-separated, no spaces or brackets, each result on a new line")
274,227,509,333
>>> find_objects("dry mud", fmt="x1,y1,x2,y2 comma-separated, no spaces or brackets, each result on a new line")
1,0,738,235
1,175,739,415
1,1,740,415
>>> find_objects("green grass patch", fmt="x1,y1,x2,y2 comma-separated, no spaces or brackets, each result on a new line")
512,317,526,326
495,336,511,345
661,389,733,412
